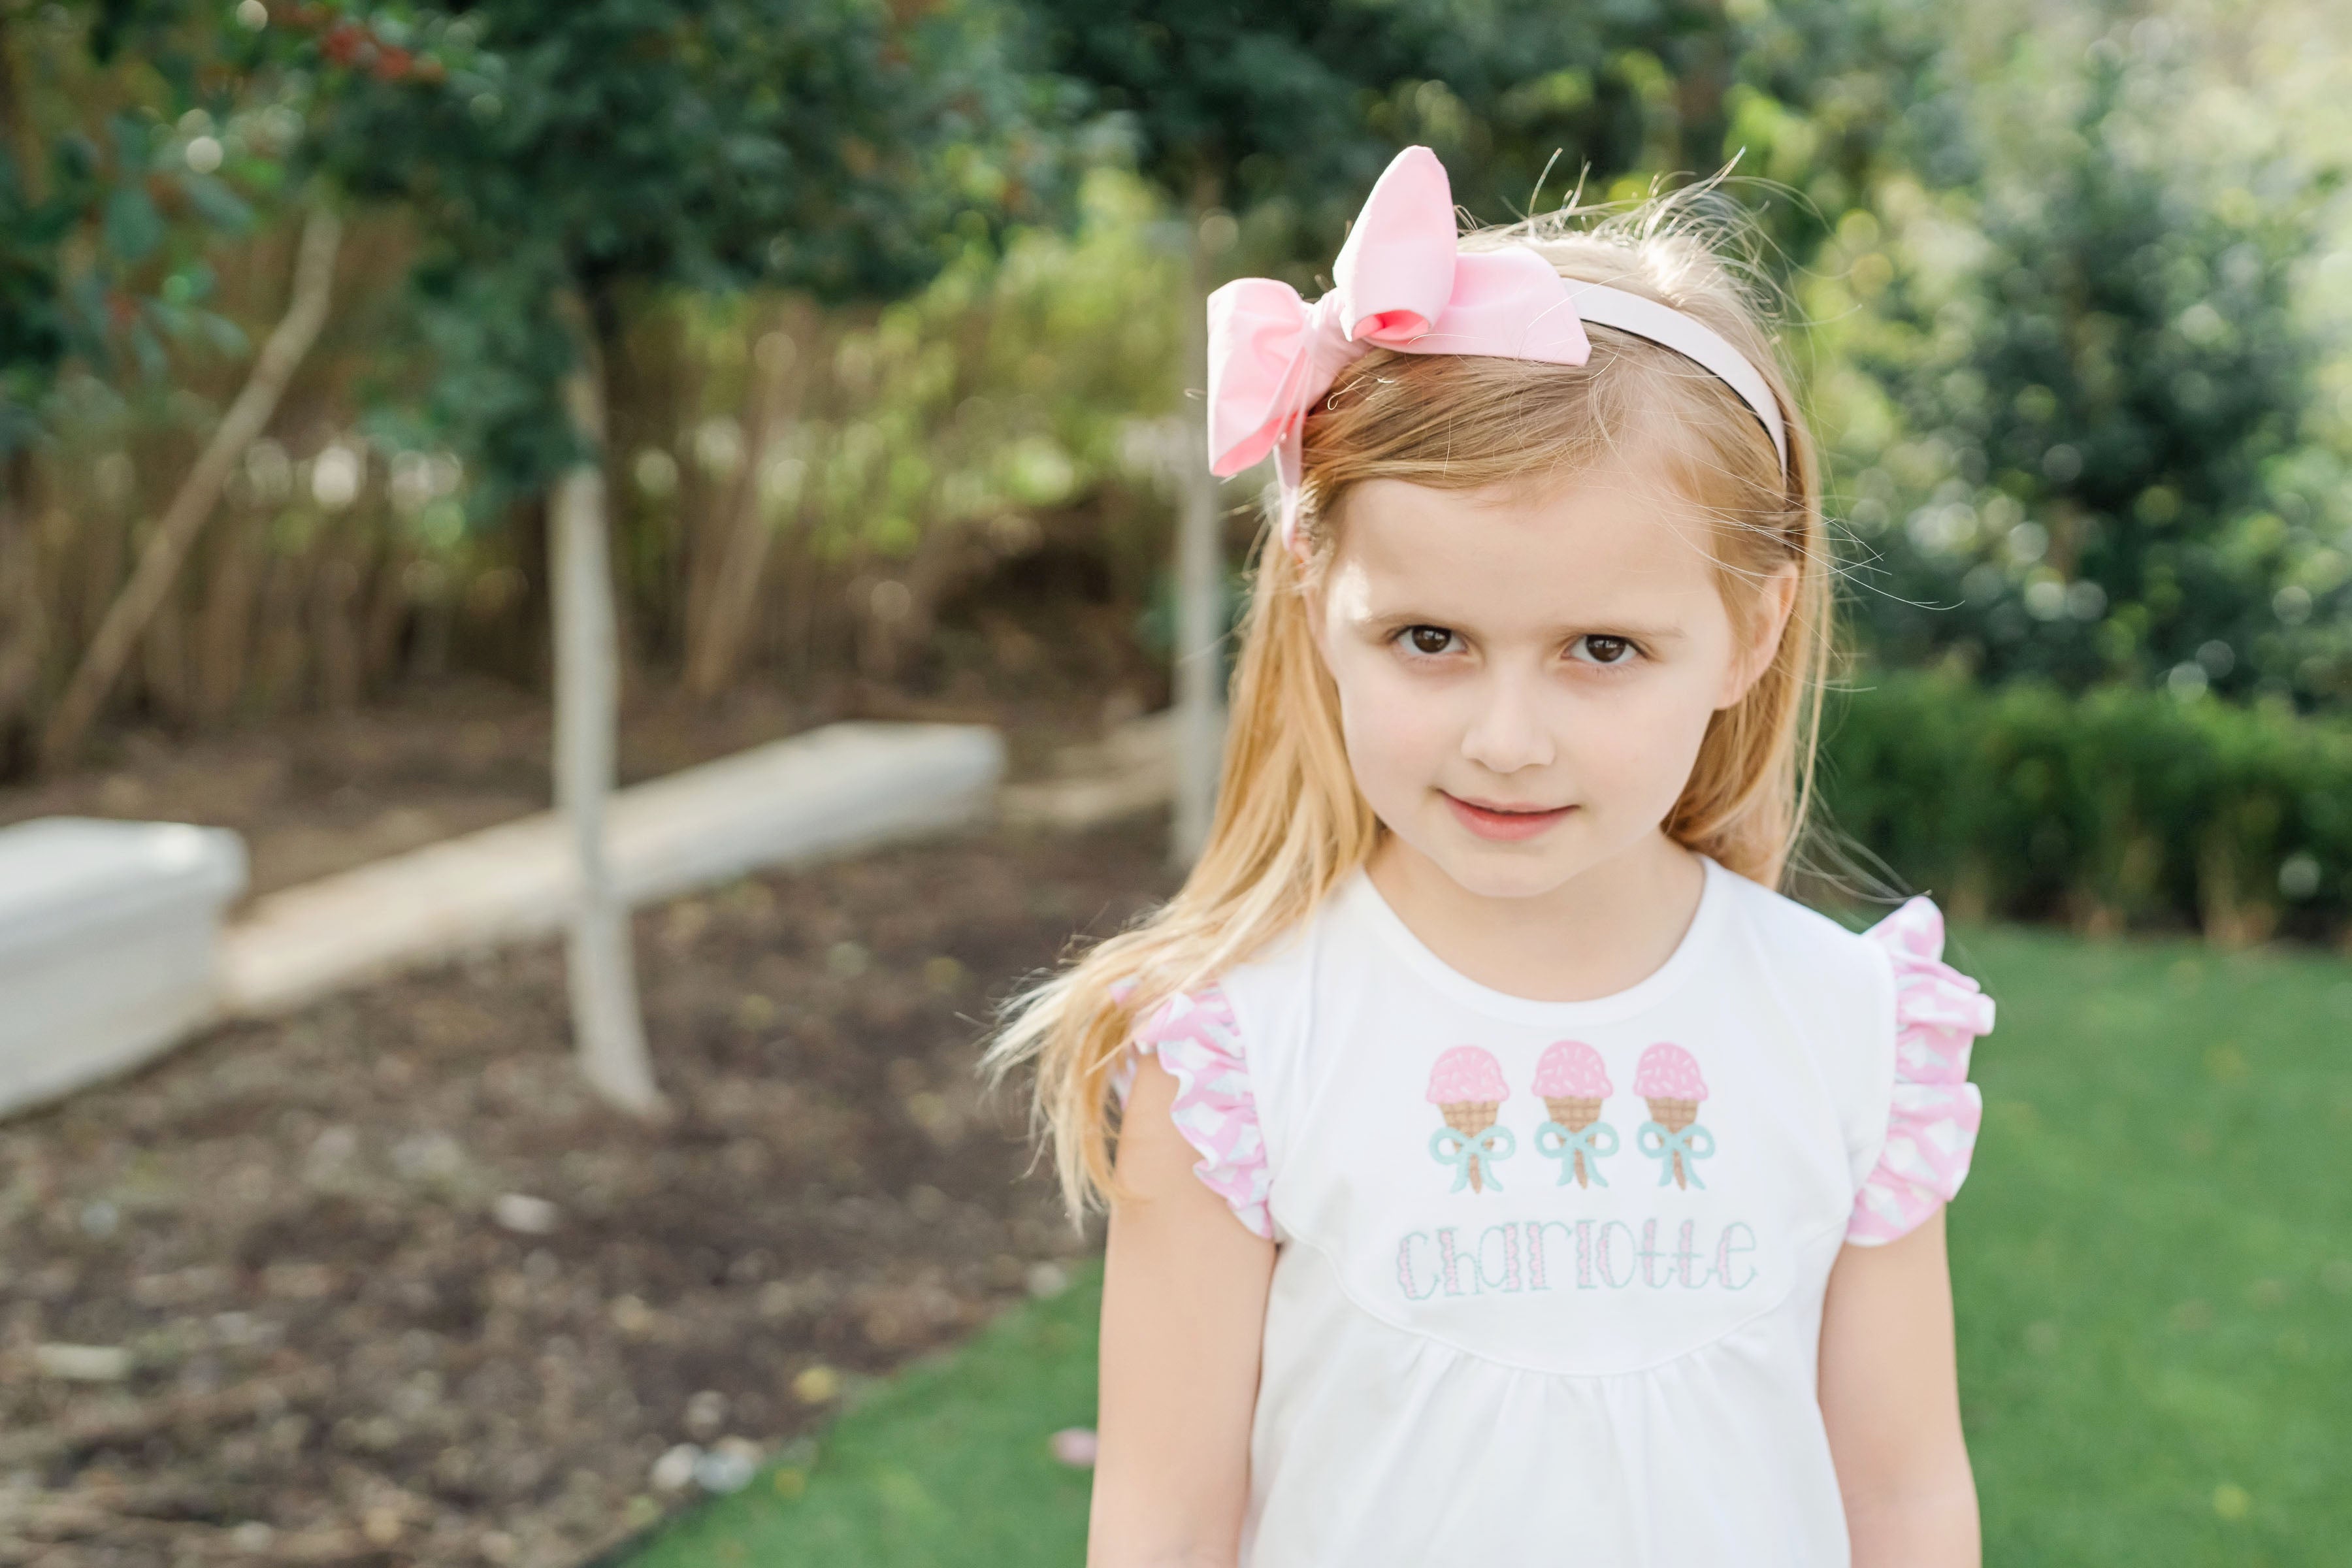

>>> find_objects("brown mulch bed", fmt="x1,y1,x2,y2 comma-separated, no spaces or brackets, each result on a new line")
0,818,1173,1567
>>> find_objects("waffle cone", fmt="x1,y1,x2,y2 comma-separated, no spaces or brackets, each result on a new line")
1646,1097,1700,1188
1543,1096,1603,1130
1439,1100,1501,1193
1646,1097,1699,1132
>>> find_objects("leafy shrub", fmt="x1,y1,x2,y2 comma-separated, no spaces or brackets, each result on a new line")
1818,672,2352,946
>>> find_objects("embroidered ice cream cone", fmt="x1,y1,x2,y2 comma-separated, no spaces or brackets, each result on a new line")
1633,1044,1712,1190
1531,1039,1616,1188
1424,1047,1511,1194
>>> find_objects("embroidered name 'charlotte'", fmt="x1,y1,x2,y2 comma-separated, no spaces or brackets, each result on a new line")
1396,1217,1760,1299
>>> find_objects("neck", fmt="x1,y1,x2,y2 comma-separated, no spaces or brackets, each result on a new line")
1364,829,1708,1004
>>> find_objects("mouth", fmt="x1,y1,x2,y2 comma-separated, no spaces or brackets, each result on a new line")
1441,791,1575,843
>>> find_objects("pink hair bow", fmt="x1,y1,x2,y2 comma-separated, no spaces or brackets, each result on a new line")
1205,145,1593,540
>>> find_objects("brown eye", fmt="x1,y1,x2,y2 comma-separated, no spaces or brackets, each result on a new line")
1578,635,1634,665
1404,626,1455,656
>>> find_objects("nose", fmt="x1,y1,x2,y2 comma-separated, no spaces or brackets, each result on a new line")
1459,667,1557,777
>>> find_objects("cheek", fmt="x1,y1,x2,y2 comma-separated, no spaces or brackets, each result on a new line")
1328,650,1456,789
1571,666,1729,802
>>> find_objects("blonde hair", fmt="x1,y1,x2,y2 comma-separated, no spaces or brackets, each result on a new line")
981,174,1833,1231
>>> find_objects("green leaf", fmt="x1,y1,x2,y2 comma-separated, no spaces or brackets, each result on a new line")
197,310,252,357
179,172,255,233
103,183,165,263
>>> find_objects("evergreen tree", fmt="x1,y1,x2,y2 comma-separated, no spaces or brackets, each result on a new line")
1848,43,2343,704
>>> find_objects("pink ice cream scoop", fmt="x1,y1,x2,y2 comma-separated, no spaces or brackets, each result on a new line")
1633,1041,1708,1102
1531,1040,1612,1101
1424,1045,1509,1105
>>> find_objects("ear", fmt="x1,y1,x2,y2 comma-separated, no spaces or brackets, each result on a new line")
1717,562,1799,710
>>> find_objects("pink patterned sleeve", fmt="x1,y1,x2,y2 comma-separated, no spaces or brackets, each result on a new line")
1108,985,1273,1240
1846,897,1994,1246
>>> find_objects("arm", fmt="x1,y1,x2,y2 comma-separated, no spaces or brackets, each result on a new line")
1088,1052,1277,1568
1818,1206,1980,1568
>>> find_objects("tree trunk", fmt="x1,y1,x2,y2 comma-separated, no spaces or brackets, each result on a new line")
553,297,668,1121
0,449,47,749
1170,191,1228,867
362,536,412,688
193,510,256,725
683,316,802,702
314,550,363,711
37,204,342,772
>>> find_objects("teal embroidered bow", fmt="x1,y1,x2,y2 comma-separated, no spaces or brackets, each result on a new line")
1636,1120,1716,1188
1428,1122,1515,1193
1535,1119,1618,1187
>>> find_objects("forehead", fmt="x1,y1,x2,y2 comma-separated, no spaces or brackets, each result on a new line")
1327,468,1723,622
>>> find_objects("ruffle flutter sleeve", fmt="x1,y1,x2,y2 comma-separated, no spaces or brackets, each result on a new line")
1108,985,1273,1240
1846,897,1995,1246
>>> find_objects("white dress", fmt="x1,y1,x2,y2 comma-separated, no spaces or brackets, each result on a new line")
1110,855,1993,1567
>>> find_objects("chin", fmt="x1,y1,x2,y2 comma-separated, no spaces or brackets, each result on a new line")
1422,838,1590,901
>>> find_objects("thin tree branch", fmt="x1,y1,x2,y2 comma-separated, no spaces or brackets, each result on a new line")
38,203,343,772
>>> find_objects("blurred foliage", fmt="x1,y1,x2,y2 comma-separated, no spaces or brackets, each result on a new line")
1816,14,2352,707
779,168,1183,568
600,160,1188,679
0,3,280,452
0,150,1193,740
1022,0,1962,291
235,0,1060,517
1026,0,1693,223
7,0,2352,782
1821,669,2352,945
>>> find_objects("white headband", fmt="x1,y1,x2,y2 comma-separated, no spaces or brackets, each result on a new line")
1560,279,1788,473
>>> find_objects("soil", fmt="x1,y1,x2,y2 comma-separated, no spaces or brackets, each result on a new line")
0,788,1175,1565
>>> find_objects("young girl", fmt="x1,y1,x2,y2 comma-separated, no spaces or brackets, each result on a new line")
984,145,1995,1567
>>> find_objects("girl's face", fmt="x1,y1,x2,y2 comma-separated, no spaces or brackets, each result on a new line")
1308,465,1793,902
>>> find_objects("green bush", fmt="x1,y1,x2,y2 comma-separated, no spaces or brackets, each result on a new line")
1818,673,2352,946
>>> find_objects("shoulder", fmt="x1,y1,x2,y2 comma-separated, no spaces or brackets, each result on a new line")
1707,874,1999,1245
1112,980,1271,1239
1712,868,1997,1064
1851,896,1999,1067
1154,874,1373,1060
1104,882,1372,1240
1710,865,1903,1023
1715,864,1874,954
1714,868,2002,1013
1842,896,1997,1245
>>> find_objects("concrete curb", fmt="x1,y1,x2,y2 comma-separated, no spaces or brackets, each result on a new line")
219,721,1005,1020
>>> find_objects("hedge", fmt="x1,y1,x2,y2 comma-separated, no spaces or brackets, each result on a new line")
1815,674,2352,947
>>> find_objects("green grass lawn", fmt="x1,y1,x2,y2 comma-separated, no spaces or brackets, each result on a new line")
610,1259,1103,1567
616,923,2352,1566
1945,923,2352,1565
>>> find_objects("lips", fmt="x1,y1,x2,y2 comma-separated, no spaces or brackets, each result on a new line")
1442,791,1573,843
